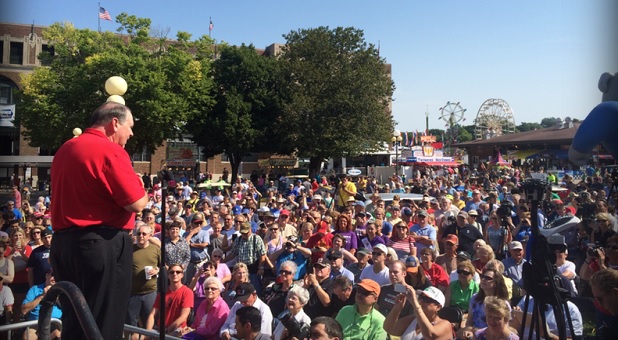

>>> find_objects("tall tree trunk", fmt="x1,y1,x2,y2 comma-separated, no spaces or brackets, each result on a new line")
228,153,243,186
309,156,323,178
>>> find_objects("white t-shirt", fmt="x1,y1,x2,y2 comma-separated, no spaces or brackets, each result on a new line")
272,310,311,340
359,265,390,286
0,285,15,315
557,261,578,295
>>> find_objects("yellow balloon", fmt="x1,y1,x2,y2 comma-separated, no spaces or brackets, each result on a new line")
107,95,125,105
72,127,82,137
105,76,128,96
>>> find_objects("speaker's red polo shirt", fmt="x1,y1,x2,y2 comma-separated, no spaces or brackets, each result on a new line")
51,128,145,231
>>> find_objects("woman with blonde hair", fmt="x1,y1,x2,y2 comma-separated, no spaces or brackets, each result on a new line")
474,296,519,340
28,225,45,249
472,245,495,274
222,262,249,308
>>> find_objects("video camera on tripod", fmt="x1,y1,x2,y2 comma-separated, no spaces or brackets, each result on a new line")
519,176,577,340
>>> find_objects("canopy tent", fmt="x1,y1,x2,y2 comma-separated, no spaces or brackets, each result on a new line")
490,151,510,166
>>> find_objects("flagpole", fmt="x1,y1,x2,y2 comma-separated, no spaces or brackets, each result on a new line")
98,2,101,33
209,17,212,38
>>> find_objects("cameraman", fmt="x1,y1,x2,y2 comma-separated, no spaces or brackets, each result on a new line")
581,235,618,281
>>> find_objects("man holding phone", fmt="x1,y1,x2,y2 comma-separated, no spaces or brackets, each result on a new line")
377,260,413,318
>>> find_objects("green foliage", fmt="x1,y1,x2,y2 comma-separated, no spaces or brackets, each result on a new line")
516,122,542,132
17,19,215,155
280,26,395,174
540,117,558,128
187,44,288,182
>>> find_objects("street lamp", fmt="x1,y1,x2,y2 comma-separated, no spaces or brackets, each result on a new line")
391,130,403,177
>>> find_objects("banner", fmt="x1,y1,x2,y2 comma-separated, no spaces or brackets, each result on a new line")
0,105,15,127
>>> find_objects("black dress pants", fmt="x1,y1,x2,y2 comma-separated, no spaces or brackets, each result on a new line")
50,227,132,340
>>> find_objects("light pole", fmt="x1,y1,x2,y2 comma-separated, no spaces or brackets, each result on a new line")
391,130,402,177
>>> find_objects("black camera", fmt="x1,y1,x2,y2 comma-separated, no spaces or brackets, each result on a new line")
496,200,514,219
280,313,309,339
587,245,603,257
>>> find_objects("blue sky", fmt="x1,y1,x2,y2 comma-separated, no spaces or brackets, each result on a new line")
2,0,617,133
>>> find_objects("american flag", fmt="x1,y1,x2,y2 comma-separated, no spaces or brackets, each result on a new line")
209,18,214,32
99,7,112,21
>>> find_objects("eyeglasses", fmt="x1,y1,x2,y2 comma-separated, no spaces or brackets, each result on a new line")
279,270,292,276
137,232,149,236
169,270,183,275
480,274,494,281
372,251,384,256
234,220,243,223
457,270,472,276
204,287,218,291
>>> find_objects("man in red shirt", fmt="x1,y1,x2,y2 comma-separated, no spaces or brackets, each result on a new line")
146,264,193,335
50,102,148,339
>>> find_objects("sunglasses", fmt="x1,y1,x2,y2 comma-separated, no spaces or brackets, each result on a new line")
204,287,218,291
279,270,292,276
372,251,384,256
480,274,494,281
357,288,375,297
457,270,472,276
32,231,41,234
137,232,149,236
270,228,279,231
418,294,437,304
169,270,183,275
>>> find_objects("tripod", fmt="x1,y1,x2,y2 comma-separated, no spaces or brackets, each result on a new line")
519,178,578,340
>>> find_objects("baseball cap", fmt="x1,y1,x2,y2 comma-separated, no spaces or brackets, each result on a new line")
357,279,381,296
240,222,251,234
356,248,370,257
263,211,275,219
242,208,251,215
355,212,367,219
314,257,331,268
468,210,478,216
417,210,429,217
328,250,343,260
258,206,270,213
445,234,459,245
372,244,388,255
280,209,290,217
509,241,523,250
405,255,419,273
234,283,256,302
41,228,53,237
418,286,445,307
312,194,323,201
457,211,468,219
354,201,366,207
401,207,413,217
456,251,471,261
232,206,242,215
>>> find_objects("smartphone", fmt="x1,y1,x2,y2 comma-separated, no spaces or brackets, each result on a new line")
394,283,406,293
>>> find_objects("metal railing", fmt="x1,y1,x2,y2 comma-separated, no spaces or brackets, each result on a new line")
0,281,184,340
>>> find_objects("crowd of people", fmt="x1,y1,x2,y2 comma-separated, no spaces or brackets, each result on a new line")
1,166,618,339
2,102,618,339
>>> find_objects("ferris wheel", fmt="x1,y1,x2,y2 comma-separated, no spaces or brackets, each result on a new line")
439,101,466,150
439,101,466,126
474,98,516,140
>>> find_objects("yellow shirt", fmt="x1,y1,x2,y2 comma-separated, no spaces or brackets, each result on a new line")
337,181,357,207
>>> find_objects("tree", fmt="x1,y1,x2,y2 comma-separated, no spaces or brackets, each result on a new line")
187,44,290,183
17,17,215,156
516,122,542,132
280,26,395,176
540,117,558,128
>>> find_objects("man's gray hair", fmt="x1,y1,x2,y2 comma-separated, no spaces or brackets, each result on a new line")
90,102,131,127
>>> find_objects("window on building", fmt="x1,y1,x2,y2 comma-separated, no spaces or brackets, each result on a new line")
40,44,55,66
10,42,24,65
0,41,4,64
132,146,152,162
0,76,17,105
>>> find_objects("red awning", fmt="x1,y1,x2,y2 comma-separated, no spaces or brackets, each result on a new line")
405,161,460,167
